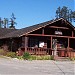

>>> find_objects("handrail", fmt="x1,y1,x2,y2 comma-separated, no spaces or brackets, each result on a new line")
20,47,75,57
27,47,52,55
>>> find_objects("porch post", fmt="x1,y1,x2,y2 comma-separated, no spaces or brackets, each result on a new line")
68,38,69,48
10,38,13,52
51,36,52,49
51,36,54,56
42,27,44,35
25,36,28,52
68,38,70,57
72,31,74,37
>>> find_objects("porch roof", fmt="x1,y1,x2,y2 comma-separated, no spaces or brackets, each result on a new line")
0,18,74,39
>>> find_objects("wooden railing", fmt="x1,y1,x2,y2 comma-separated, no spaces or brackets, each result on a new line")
57,48,75,58
19,47,75,58
26,47,54,55
68,49,75,58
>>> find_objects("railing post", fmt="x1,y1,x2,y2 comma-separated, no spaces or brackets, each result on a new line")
51,36,53,56
25,36,28,52
51,36,52,49
70,49,71,59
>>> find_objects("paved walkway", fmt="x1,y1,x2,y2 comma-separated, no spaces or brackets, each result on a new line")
0,58,75,75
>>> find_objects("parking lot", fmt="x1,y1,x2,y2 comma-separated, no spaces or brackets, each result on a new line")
0,58,75,75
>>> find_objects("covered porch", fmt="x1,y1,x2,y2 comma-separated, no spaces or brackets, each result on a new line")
20,34,75,58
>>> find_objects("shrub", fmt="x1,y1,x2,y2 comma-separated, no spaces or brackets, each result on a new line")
16,54,54,60
30,55,36,60
0,49,7,56
36,56,43,60
16,56,23,60
70,57,75,61
29,55,54,60
22,52,31,60
6,52,16,58
50,55,54,60
42,55,51,60
40,55,54,60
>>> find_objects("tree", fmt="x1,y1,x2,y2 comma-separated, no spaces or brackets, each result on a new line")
55,6,75,23
0,18,3,28
9,13,17,29
3,18,9,28
0,13,17,29
72,11,75,22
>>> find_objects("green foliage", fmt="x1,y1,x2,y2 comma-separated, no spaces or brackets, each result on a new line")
0,13,16,29
40,55,54,60
0,49,16,58
6,52,16,58
29,55,54,60
0,49,54,60
56,6,75,23
17,54,54,60
22,52,31,60
0,49,7,56
36,56,43,60
50,55,54,60
70,57,75,61
30,55,36,60
16,56,23,60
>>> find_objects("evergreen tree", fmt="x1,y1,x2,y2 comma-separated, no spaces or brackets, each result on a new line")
9,13,17,29
0,13,16,29
55,6,75,23
0,18,3,28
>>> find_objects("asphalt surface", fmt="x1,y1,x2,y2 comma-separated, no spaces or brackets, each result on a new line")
0,58,75,75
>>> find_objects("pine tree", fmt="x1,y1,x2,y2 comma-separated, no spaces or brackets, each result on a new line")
55,6,75,23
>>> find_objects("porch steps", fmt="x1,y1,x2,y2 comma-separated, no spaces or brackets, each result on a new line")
54,57,70,61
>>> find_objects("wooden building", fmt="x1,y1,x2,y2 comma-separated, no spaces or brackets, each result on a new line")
0,18,75,57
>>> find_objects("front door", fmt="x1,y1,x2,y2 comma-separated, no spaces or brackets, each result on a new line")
52,38,67,57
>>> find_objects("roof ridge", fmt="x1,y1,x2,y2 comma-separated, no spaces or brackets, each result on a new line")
0,18,74,39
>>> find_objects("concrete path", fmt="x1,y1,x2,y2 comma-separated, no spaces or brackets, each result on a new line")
0,58,75,75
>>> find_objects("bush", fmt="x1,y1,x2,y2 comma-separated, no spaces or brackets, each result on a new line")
22,52,31,60
29,55,54,60
6,52,16,58
50,55,54,60
16,54,54,60
36,56,43,60
42,55,51,60
0,49,7,56
70,57,75,61
30,55,36,60
16,56,23,60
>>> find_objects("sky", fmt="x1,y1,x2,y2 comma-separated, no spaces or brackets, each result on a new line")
0,0,74,29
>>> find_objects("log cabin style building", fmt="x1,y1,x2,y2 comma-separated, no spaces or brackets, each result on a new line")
0,18,75,57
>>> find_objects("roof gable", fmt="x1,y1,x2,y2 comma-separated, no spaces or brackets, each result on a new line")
0,18,74,39
22,18,74,35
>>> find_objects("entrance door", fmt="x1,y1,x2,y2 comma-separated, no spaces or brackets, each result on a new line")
53,38,68,57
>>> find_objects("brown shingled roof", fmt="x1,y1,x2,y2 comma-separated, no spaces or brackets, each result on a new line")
0,28,17,39
0,18,74,39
